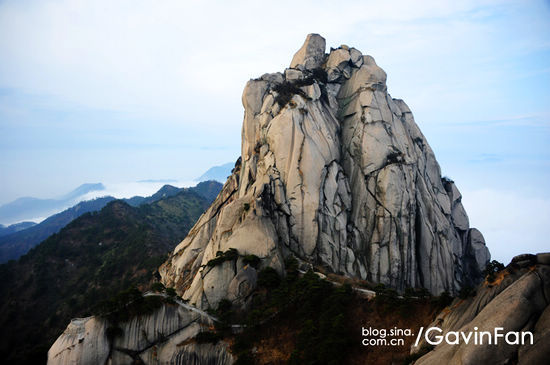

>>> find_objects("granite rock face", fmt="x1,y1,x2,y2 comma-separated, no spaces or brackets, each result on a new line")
290,33,327,70
159,33,490,310
413,253,550,365
48,302,233,365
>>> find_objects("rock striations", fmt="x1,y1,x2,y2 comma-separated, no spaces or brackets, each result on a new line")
48,298,233,365
159,33,490,311
48,34,492,365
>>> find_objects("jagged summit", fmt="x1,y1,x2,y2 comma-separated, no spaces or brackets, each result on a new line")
290,33,326,69
159,34,490,310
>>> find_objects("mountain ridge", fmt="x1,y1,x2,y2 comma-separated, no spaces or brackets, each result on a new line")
0,221,37,237
0,181,223,263
0,197,116,263
0,183,106,225
195,162,235,183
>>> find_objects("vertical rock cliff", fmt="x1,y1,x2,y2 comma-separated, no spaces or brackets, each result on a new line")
160,34,490,310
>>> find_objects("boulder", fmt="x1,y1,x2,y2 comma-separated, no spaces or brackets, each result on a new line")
349,47,363,67
290,33,326,70
338,57,387,99
227,265,258,303
284,68,303,81
326,48,351,70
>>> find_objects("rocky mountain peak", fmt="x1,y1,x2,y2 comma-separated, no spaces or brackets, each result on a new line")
160,34,490,310
290,33,326,70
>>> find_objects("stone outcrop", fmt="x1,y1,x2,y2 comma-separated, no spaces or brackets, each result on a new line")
290,33,326,70
159,33,490,310
413,253,550,365
48,301,233,365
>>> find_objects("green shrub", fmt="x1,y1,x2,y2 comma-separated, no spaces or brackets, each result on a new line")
404,287,416,299
246,308,265,327
231,336,253,354
374,283,386,294
165,287,177,298
234,352,255,365
310,68,328,84
417,287,432,299
105,326,123,341
96,286,166,323
284,255,299,273
435,291,453,308
484,260,505,274
273,81,306,107
386,150,403,164
206,248,239,267
151,282,165,292
257,267,281,289
403,287,431,299
458,286,476,299
226,264,356,365
272,68,328,107
195,331,221,344
217,298,232,313
483,260,505,283
373,285,399,311
242,254,260,268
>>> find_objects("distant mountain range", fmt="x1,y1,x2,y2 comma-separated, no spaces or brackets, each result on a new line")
195,162,234,183
0,163,229,263
0,222,37,237
0,181,223,264
1,163,233,226
0,197,115,264
0,183,106,225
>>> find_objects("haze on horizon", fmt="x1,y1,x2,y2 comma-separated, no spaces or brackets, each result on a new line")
0,0,549,263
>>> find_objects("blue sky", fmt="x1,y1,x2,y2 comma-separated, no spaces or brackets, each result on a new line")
0,0,549,263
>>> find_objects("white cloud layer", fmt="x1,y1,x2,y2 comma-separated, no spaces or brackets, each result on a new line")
80,180,197,202
18,180,197,225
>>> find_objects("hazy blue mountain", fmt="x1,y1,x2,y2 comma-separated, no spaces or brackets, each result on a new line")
0,222,37,237
196,162,234,183
0,183,106,224
0,197,115,263
189,180,224,202
0,181,223,263
59,183,105,201
125,181,222,207
124,184,183,207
